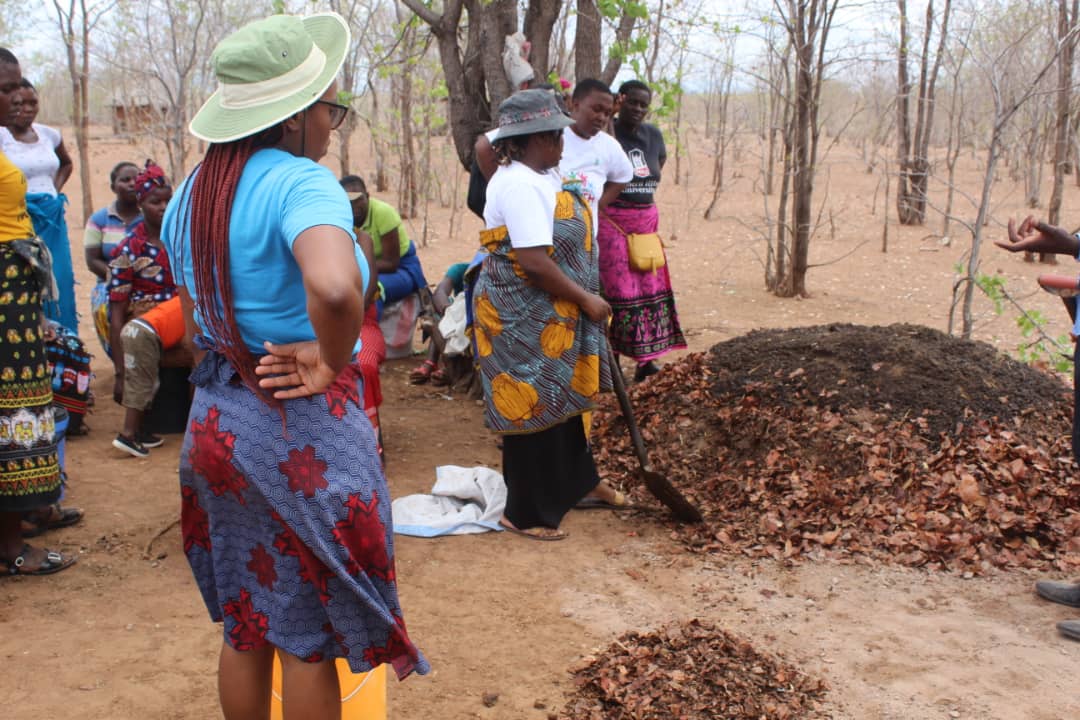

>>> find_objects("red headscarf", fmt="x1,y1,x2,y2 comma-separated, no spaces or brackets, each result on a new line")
134,160,168,202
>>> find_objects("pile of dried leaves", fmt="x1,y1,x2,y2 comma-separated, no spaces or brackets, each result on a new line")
593,324,1080,573
559,619,828,720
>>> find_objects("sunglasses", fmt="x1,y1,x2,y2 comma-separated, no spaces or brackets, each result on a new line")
313,99,349,130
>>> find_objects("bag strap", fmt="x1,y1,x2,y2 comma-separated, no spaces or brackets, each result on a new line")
600,210,631,238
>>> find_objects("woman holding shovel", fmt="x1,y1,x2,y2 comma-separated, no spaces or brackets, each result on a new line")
475,88,627,541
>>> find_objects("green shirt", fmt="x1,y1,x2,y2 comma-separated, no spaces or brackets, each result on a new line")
359,198,410,258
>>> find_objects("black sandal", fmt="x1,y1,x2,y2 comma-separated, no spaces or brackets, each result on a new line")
1,544,77,576
21,504,84,538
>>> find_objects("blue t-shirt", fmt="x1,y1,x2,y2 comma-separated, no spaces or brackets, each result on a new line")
163,148,367,354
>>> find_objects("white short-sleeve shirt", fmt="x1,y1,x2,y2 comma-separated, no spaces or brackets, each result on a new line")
0,124,61,196
559,127,633,233
484,160,562,248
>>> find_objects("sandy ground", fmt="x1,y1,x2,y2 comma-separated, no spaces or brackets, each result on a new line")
3,126,1080,719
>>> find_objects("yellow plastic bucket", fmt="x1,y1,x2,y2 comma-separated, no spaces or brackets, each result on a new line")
269,654,386,720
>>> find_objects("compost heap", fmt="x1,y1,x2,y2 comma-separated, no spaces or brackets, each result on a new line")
559,619,827,720
592,323,1080,573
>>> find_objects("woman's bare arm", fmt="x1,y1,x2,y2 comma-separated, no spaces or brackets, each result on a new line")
292,224,365,373
54,141,73,192
376,228,402,274
516,246,609,322
85,246,109,280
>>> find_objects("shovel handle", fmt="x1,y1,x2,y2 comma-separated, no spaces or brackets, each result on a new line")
607,344,652,471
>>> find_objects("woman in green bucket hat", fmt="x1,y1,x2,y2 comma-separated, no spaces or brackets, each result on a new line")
162,12,428,718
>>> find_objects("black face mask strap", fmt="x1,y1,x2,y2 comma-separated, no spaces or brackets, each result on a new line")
301,109,307,158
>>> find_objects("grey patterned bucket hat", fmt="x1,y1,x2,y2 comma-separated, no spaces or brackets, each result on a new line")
491,88,573,142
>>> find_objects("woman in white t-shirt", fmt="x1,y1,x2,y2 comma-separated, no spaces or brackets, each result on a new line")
558,78,634,233
0,79,78,332
474,89,625,541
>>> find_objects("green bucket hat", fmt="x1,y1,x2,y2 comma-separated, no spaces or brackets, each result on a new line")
190,12,350,143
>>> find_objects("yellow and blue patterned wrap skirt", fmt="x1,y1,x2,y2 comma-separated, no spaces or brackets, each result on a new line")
472,189,612,435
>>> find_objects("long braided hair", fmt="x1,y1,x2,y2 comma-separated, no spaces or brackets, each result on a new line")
178,126,283,410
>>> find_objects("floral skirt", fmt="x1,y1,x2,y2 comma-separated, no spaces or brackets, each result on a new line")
0,245,61,512
597,203,687,362
180,350,428,678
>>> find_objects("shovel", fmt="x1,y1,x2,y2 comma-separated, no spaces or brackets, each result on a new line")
606,344,703,523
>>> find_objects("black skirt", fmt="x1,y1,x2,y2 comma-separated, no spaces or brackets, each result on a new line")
501,415,600,529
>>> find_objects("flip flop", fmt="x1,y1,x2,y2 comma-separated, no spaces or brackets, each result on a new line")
1,544,77,576
409,359,436,384
498,521,568,541
21,504,84,538
575,490,631,511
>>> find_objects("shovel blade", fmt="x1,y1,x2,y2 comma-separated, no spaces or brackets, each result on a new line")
642,469,703,523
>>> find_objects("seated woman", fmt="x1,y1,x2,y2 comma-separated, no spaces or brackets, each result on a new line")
84,161,141,357
411,254,482,386
113,296,186,457
340,175,427,314
0,79,77,333
107,161,177,457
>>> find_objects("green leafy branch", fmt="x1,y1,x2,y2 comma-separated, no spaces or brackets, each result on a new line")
958,262,1074,373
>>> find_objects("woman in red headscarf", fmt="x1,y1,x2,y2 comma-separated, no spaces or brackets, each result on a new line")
107,160,176,453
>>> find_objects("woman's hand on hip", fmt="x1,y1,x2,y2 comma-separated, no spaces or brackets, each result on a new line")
255,340,340,399
581,293,611,323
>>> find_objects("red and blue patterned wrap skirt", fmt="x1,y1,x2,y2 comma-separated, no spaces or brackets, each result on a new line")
179,349,428,679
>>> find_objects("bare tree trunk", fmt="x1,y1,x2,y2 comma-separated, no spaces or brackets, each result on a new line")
368,82,389,191
76,2,92,223
881,157,891,252
643,0,665,83
50,0,102,223
774,0,838,297
1049,0,1079,227
601,12,638,86
399,0,480,169
942,84,963,241
403,0,567,169
704,53,735,219
1024,112,1049,208
896,0,951,227
961,131,1003,338
575,0,602,81
764,35,790,196
769,90,795,291
480,0,517,104
523,0,561,82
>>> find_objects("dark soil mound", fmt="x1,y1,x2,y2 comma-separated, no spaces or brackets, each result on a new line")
560,619,827,720
592,324,1080,573
707,323,1069,440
